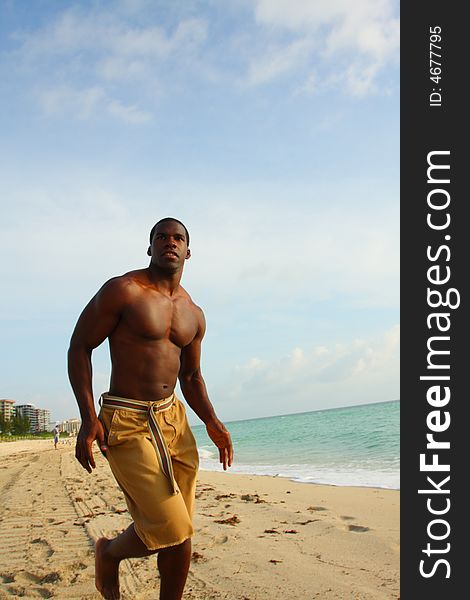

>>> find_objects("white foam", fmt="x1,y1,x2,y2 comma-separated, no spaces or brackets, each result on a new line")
197,449,399,490
197,446,217,460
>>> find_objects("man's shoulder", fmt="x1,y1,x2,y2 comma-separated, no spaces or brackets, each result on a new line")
102,270,146,290
178,288,205,330
178,286,204,313
97,270,146,303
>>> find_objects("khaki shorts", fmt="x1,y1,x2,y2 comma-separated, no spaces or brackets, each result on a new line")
98,393,199,550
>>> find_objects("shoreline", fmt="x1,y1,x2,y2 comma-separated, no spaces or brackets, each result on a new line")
0,439,399,490
199,466,400,491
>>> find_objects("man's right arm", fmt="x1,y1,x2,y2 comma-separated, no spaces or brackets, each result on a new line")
67,278,125,473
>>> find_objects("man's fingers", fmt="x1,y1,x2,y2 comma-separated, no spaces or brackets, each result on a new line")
75,441,95,473
96,426,108,453
222,434,233,468
218,447,227,470
97,438,108,453
222,447,229,470
76,451,92,473
223,448,227,471
206,422,233,470
87,442,96,470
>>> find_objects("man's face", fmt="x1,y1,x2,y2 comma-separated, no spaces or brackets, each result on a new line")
148,221,190,270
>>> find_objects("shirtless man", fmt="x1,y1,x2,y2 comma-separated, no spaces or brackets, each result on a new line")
68,218,233,600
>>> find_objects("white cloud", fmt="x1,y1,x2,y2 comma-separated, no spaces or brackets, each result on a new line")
215,325,399,418
37,84,152,123
248,0,399,95
107,99,152,123
245,37,314,86
184,195,399,309
13,10,207,60
11,9,209,120
6,0,398,122
98,56,148,81
343,61,381,96
253,0,398,56
38,85,105,119
0,178,398,322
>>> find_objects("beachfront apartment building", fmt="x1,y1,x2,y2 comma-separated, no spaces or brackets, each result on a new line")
14,404,51,433
60,418,81,435
0,399,16,421
14,404,37,429
1,399,78,434
36,408,51,432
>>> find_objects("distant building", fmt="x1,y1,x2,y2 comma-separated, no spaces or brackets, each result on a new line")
15,404,51,433
60,418,81,435
1,399,59,434
15,404,37,431
0,399,15,421
36,408,51,432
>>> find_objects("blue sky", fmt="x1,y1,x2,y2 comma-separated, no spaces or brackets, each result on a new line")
0,0,399,424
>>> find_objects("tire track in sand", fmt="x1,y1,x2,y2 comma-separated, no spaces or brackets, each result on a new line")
0,445,218,599
0,446,96,598
61,449,158,600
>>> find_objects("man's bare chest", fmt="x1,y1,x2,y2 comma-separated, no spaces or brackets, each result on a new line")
119,295,199,347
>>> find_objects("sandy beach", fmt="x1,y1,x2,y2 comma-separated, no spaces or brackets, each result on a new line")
0,440,399,599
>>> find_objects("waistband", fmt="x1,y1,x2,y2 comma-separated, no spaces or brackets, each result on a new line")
100,392,175,411
100,392,177,495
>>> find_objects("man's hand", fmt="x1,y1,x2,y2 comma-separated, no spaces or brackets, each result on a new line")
206,419,233,470
75,418,108,473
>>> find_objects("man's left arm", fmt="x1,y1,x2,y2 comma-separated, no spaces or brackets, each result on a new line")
179,311,233,470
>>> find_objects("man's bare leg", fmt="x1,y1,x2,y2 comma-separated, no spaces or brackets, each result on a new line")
95,524,156,599
157,538,192,600
95,537,122,600
95,523,191,600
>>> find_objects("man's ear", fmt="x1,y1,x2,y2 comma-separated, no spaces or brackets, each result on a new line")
147,246,152,256
186,248,191,259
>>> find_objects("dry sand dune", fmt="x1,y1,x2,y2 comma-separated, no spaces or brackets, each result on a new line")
0,441,399,599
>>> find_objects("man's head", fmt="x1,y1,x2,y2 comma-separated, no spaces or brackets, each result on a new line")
147,218,191,270
149,218,190,247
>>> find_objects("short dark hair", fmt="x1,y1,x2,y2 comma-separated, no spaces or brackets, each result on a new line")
149,218,190,247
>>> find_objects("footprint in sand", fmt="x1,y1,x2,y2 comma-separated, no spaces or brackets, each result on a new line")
31,538,54,559
213,515,240,526
294,519,319,526
191,551,204,562
215,534,229,544
20,571,42,584
6,585,27,596
40,571,62,584
347,524,370,533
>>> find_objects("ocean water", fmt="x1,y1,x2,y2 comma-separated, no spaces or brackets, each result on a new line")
192,400,399,490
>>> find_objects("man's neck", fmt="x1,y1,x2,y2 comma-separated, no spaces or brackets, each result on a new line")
146,264,183,296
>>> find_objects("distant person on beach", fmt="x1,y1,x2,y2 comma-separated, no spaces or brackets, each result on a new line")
68,218,233,600
53,426,60,449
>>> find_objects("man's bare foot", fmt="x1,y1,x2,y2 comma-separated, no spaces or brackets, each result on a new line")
95,537,121,600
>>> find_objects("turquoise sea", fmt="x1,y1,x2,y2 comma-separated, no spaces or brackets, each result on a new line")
192,400,400,490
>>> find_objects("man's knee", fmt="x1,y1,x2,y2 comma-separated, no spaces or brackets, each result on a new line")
159,538,191,559
166,539,190,552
